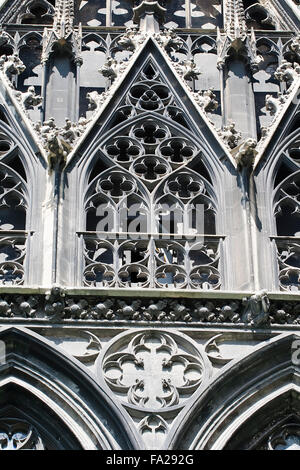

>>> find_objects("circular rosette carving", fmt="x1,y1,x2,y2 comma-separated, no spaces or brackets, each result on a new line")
130,121,170,152
94,170,137,201
104,137,143,167
164,172,206,201
98,330,212,411
158,138,198,168
130,155,171,186
189,266,221,290
128,83,172,111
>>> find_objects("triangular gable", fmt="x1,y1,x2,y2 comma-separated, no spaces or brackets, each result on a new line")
0,74,47,166
254,81,300,171
68,37,235,171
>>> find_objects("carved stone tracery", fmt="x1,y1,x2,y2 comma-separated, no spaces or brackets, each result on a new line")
100,330,210,410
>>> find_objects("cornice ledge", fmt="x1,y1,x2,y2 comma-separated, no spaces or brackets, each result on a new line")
0,287,297,326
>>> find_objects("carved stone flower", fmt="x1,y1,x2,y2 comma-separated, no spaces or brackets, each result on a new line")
194,301,216,322
92,299,114,320
64,299,89,319
142,300,168,321
169,300,192,322
0,297,12,317
117,300,142,320
15,296,39,318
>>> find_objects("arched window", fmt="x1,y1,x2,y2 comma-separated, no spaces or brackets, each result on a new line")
0,119,30,286
80,61,222,290
272,121,300,291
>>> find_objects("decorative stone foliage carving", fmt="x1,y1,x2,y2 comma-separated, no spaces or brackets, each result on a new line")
193,89,219,112
289,35,300,62
99,56,127,80
0,54,25,83
218,123,242,149
15,86,43,110
99,330,211,410
173,58,201,81
44,285,65,316
154,28,184,52
265,92,287,116
234,138,258,168
35,116,89,169
274,59,300,84
0,291,297,325
118,26,146,51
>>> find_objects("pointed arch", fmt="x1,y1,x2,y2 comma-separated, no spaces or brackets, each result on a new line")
62,37,235,288
0,326,142,449
166,333,300,450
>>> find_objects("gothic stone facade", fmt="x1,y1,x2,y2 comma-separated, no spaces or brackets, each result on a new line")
0,0,298,450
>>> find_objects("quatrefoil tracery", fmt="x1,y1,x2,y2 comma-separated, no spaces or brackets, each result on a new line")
83,62,221,290
102,124,200,188
99,331,210,410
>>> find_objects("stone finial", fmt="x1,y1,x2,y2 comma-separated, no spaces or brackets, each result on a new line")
53,0,75,39
133,1,166,33
224,0,248,40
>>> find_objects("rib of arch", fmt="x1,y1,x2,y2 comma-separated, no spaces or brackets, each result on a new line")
166,332,300,450
0,326,141,450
